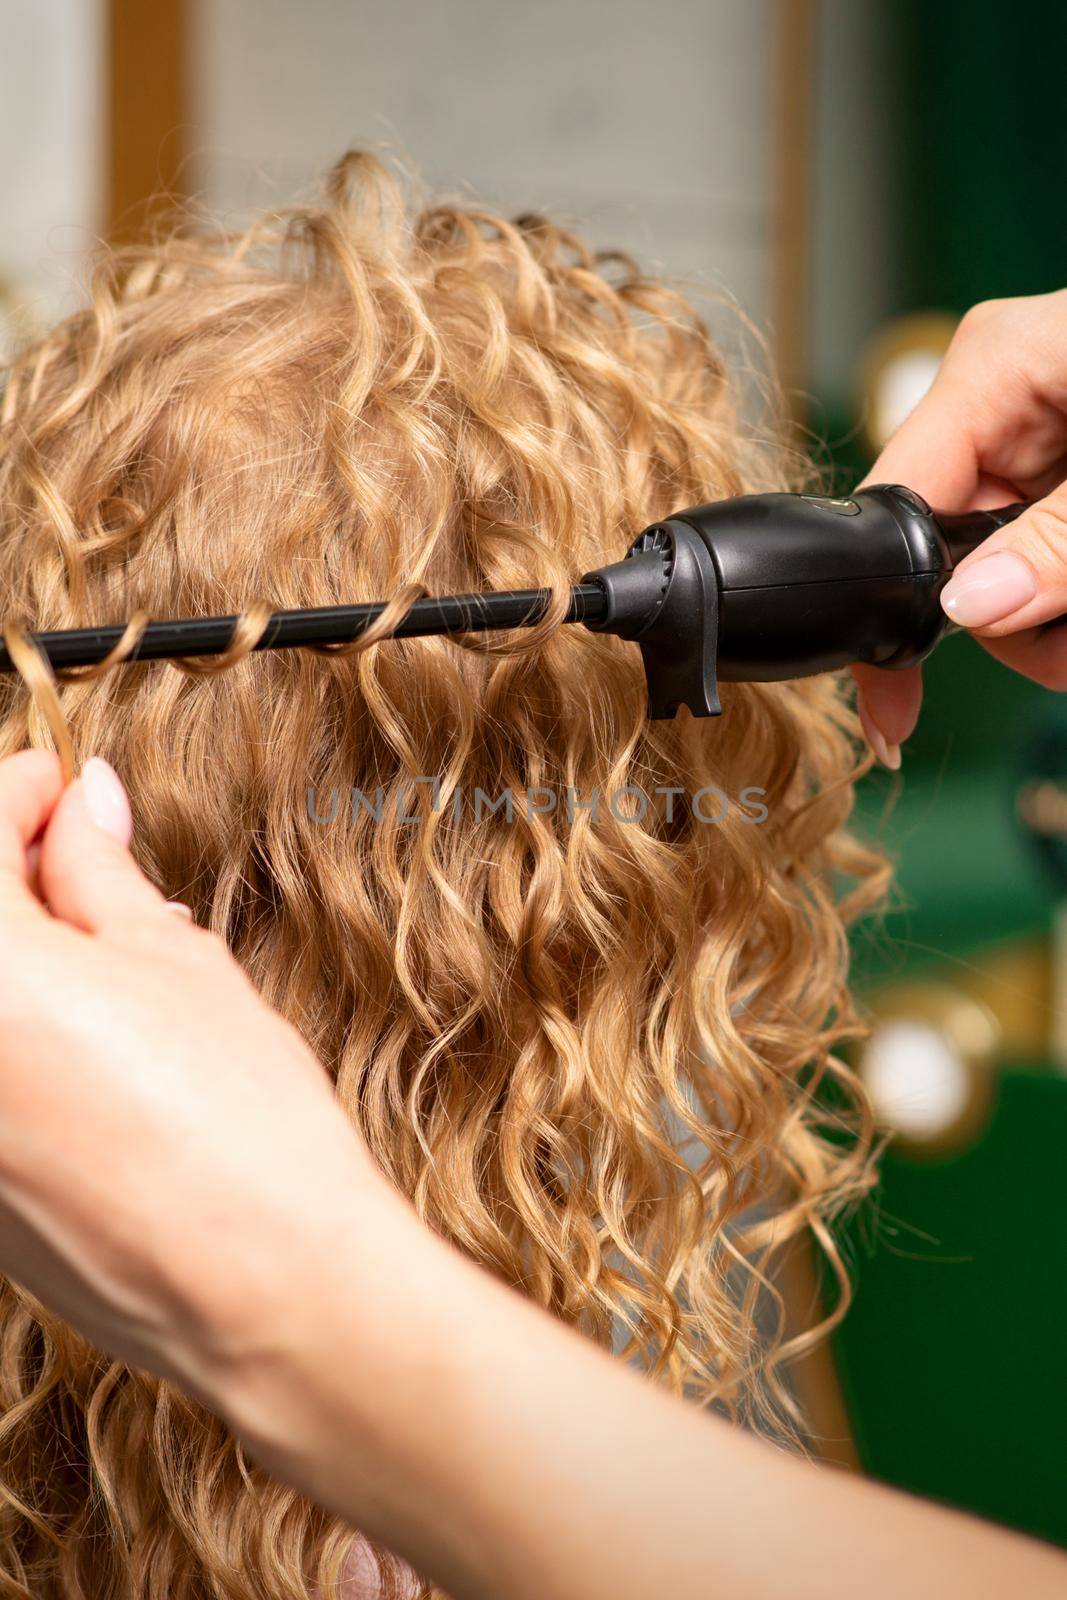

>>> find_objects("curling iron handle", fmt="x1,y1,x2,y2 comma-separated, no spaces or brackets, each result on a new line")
667,488,1034,690
583,487,1037,718
937,501,1028,566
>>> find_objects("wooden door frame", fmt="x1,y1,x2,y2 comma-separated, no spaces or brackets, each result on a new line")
106,0,190,242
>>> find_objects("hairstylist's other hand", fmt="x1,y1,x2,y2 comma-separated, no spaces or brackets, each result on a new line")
853,288,1067,767
0,748,391,1405
2,759,1065,1600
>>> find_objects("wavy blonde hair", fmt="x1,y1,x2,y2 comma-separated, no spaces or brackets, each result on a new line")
0,151,887,1599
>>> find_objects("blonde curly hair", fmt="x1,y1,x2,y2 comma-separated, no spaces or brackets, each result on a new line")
0,150,887,1598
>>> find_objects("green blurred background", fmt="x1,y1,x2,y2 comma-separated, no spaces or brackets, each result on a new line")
823,0,1067,1550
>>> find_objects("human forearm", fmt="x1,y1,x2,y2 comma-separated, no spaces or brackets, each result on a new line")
208,1173,1067,1600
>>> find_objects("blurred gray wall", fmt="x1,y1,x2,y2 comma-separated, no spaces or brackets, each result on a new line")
0,1,900,418
193,0,777,351
810,0,898,407
1,0,104,344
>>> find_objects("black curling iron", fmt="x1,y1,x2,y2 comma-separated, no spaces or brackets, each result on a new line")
0,485,1026,718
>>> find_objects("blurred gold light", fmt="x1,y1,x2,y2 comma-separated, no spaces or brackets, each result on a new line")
857,981,999,1156
858,312,959,457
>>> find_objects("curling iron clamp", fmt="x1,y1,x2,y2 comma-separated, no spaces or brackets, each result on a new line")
0,485,1028,718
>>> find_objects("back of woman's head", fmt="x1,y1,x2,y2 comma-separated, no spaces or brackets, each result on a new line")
0,150,886,1598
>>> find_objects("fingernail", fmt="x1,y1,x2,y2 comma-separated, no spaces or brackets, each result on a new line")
940,552,1037,628
857,692,903,772
868,724,902,771
79,756,133,846
167,901,193,920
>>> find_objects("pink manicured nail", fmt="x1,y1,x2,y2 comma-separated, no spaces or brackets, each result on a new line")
940,553,1037,628
868,728,901,771
167,901,194,920
857,692,902,772
80,757,133,846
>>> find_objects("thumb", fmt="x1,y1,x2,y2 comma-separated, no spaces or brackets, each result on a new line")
38,757,170,936
939,484,1067,637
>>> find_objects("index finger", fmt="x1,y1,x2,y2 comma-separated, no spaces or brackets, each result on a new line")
862,293,1067,509
0,750,65,908
857,370,1031,514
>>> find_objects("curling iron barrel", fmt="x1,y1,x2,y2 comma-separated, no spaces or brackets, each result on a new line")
0,485,1028,719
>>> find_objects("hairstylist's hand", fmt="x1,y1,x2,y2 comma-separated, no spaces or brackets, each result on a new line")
853,288,1067,767
0,748,392,1405
2,760,1066,1600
